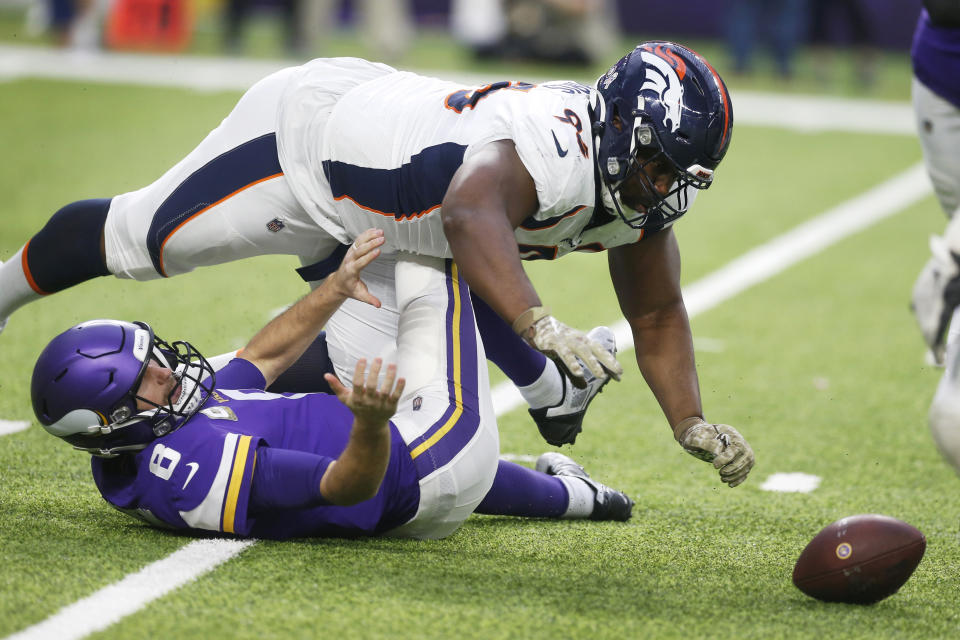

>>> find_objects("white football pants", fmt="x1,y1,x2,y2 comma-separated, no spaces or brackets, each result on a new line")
383,254,498,540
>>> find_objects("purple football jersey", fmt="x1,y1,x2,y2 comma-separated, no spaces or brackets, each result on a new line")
92,358,419,539
913,9,960,109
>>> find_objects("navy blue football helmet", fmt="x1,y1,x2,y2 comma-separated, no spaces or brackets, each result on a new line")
31,320,215,457
590,41,734,230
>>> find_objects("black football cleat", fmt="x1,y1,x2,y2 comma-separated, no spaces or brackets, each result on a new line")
528,326,616,446
536,452,633,521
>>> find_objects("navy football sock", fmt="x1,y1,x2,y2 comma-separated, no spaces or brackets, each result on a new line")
475,460,568,518
471,291,548,386
25,199,111,293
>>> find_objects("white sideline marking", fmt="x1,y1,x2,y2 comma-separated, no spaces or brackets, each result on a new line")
0,44,914,135
0,44,290,93
6,539,254,640
761,473,822,493
733,91,916,135
494,164,933,414
0,420,30,436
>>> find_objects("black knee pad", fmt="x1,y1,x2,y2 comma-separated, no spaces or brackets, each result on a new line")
26,198,111,293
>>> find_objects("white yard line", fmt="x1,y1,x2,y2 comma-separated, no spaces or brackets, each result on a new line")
761,473,823,493
6,540,255,640
0,45,933,640
0,420,30,436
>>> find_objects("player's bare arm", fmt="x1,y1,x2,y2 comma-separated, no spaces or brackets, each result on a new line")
609,229,754,487
240,228,385,387
608,228,701,425
442,140,622,382
442,139,541,322
320,357,405,505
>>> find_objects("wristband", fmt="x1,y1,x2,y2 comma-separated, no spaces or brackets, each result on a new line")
512,305,551,337
673,416,707,442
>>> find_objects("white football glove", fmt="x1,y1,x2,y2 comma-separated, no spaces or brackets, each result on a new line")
675,417,754,488
513,307,623,384
911,234,960,365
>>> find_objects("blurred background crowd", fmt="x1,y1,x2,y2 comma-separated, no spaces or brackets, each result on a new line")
0,0,928,95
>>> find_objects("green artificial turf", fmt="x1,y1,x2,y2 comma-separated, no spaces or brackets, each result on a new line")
1,41,958,640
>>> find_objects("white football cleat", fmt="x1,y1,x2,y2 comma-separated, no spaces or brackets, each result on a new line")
528,326,616,446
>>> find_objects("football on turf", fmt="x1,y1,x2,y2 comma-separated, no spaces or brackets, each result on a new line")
792,514,925,604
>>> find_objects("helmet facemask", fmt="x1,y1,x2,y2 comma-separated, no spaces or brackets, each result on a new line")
593,104,713,231
121,337,216,440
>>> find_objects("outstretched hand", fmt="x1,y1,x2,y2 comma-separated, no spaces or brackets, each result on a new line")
329,228,386,308
324,358,405,430
677,418,754,488
521,313,623,385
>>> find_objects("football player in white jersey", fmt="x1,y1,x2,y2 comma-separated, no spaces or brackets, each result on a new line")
1,42,754,487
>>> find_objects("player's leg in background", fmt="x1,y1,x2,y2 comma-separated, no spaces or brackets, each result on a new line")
913,76,960,475
910,77,960,360
475,455,633,521
913,78,960,220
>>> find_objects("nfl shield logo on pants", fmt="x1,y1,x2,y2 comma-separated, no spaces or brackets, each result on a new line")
266,218,285,233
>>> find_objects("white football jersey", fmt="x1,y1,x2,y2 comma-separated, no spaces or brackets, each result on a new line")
277,61,692,261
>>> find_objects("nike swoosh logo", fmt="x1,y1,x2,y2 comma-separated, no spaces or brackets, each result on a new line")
551,130,568,157
183,462,200,489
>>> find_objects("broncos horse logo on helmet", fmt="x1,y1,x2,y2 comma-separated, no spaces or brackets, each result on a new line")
31,319,215,457
639,48,685,133
589,41,733,230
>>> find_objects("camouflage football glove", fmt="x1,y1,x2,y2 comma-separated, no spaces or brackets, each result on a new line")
513,306,623,385
675,417,754,488
911,234,960,364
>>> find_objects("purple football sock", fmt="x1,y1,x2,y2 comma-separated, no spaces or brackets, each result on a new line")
475,460,568,518
471,291,547,386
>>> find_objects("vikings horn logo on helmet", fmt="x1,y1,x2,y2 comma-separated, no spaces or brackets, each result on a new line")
639,49,685,133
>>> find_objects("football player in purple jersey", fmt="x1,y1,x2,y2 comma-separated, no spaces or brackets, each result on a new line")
909,1,960,476
31,228,633,540
5,42,754,487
